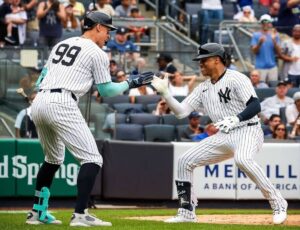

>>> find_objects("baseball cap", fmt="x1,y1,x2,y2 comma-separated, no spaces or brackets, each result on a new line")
259,14,273,23
293,92,300,101
116,27,127,35
277,81,287,87
156,53,173,62
188,111,201,119
242,5,252,12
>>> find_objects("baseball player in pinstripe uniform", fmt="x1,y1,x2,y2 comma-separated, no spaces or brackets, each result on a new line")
26,11,153,227
151,43,287,224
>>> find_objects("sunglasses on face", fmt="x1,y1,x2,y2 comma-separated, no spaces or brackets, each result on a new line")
276,128,285,131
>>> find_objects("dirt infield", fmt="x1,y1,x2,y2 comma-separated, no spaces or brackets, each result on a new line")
126,214,300,226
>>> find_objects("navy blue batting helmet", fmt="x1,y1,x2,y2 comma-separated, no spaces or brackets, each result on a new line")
83,11,117,31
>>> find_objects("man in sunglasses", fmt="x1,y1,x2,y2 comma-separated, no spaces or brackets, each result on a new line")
151,42,287,225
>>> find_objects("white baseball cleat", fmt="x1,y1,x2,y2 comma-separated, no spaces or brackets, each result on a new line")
164,208,197,223
70,209,112,227
273,200,288,224
26,210,62,225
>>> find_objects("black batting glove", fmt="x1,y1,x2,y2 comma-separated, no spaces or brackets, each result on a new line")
126,71,154,89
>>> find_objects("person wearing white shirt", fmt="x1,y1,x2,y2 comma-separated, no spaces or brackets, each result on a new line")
285,91,300,126
261,81,294,122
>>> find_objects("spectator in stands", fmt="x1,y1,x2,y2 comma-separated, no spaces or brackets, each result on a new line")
0,0,12,47
272,123,288,140
251,14,281,84
286,91,300,126
261,81,293,121
36,0,66,49
106,26,145,71
4,0,27,45
237,5,257,22
250,69,269,88
276,0,300,36
269,1,280,24
128,7,148,42
280,24,300,87
192,123,218,142
181,111,203,141
152,98,171,116
263,114,281,136
88,0,115,17
168,72,197,96
156,53,177,75
62,3,80,32
110,59,121,81
288,115,300,139
15,91,37,138
115,0,134,17
199,0,223,44
69,0,85,19
129,85,156,103
115,70,129,95
21,0,39,33
102,113,115,138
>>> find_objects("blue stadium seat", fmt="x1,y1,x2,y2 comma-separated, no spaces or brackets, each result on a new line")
134,95,161,106
255,88,276,102
101,95,130,107
144,124,176,142
162,114,189,125
129,113,161,125
287,88,300,98
113,103,144,113
115,124,144,141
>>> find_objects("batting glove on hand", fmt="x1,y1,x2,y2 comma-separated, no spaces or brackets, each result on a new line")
214,116,240,134
151,73,169,96
126,71,154,89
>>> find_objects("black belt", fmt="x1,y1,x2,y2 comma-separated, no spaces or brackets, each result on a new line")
39,88,77,101
247,122,259,126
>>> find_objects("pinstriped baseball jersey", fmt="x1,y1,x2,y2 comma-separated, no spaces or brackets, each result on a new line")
184,69,259,125
176,68,286,218
40,37,111,98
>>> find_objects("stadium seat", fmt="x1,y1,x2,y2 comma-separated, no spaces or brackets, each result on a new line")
113,103,144,114
162,114,189,125
101,95,130,107
144,124,176,142
145,103,157,113
115,124,144,141
268,80,279,88
174,95,186,102
176,124,190,142
255,88,276,102
134,95,161,107
129,113,161,125
287,88,300,98
115,113,127,124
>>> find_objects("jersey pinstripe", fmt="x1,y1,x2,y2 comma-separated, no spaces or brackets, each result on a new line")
40,37,111,98
184,69,259,126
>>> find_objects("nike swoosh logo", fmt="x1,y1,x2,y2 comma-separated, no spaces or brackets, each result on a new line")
202,89,208,92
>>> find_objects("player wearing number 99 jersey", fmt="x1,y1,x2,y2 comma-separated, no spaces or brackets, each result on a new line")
28,11,153,227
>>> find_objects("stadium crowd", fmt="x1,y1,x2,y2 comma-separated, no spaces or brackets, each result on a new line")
2,0,300,141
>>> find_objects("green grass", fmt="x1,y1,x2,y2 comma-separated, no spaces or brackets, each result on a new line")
0,209,299,230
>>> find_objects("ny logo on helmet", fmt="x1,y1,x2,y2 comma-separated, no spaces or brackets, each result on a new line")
218,87,231,103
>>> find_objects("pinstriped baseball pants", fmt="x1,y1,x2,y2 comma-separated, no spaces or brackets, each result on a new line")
177,125,285,210
31,90,103,166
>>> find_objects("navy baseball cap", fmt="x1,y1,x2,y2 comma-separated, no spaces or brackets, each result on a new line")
188,111,201,119
277,81,287,87
116,27,127,35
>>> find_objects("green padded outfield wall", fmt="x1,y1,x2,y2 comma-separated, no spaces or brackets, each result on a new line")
0,138,16,196
0,139,104,197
